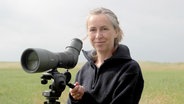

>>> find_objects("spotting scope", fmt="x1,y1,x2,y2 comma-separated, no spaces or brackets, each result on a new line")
21,38,83,73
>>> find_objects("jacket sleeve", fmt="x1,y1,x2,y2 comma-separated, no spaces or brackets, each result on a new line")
67,92,99,104
110,61,144,104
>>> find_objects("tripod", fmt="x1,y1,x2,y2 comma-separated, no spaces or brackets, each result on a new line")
41,69,74,104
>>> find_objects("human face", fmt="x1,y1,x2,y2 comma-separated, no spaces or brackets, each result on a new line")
87,14,118,53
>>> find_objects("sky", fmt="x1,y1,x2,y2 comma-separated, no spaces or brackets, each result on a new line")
0,0,184,62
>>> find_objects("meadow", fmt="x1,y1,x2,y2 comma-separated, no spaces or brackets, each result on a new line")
0,62,184,104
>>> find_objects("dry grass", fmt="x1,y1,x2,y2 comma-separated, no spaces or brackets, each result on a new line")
0,62,21,69
139,61,184,70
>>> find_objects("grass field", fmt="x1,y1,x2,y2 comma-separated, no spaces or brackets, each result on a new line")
0,62,184,104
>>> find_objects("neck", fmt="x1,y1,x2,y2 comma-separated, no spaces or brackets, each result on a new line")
95,46,117,68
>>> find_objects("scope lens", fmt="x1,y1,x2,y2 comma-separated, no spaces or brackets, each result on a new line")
26,51,39,71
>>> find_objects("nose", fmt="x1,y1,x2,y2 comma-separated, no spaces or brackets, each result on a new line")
95,30,103,39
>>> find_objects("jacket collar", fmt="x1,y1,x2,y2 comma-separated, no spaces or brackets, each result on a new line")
82,44,132,63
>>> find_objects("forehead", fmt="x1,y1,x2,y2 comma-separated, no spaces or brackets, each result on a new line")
87,14,112,27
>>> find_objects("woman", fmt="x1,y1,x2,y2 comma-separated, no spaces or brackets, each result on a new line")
67,7,144,104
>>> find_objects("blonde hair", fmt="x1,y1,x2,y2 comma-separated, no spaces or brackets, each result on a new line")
86,7,123,47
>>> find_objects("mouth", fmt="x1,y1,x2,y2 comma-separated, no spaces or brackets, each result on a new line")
94,41,105,45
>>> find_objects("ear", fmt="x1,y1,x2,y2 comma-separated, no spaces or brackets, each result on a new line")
114,28,118,38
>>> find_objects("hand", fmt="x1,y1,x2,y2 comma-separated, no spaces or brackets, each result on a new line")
69,82,85,100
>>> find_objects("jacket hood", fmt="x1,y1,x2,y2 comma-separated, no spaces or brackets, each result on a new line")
82,44,132,62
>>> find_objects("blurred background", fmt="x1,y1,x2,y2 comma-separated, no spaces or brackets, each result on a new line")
0,0,184,63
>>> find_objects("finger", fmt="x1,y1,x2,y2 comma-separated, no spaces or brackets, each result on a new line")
74,82,80,86
73,93,82,100
78,86,85,96
70,85,79,93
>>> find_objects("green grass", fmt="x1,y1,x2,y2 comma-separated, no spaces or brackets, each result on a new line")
0,62,78,104
139,62,184,104
0,62,184,104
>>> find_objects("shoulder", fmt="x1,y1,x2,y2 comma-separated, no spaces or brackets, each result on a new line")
121,59,142,74
128,60,141,69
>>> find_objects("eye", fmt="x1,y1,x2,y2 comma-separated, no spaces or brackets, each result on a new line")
89,28,96,32
103,27,108,30
101,26,109,30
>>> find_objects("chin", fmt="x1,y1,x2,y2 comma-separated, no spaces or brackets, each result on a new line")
95,47,105,52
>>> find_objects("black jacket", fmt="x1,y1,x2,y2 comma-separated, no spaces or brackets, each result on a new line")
67,44,144,104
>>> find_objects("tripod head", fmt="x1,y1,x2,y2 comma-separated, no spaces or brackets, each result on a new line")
41,69,74,104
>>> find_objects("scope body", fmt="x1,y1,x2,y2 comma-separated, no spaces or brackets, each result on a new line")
21,38,83,73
